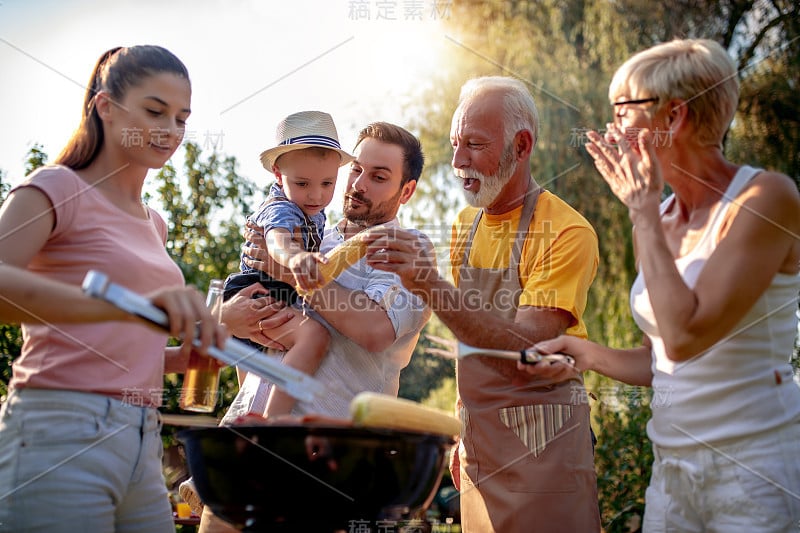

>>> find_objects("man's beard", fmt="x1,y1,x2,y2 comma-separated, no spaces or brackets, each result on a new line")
344,186,403,227
459,141,517,208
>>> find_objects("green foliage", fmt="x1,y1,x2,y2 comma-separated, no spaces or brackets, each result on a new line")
153,143,257,288
150,143,258,447
399,317,456,403
728,55,800,183
24,143,48,175
0,145,48,401
590,377,653,533
0,169,9,204
0,325,21,402
422,376,457,413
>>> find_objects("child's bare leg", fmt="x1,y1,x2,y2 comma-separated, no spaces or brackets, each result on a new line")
263,314,330,417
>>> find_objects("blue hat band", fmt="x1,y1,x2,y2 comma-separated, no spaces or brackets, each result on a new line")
280,135,342,150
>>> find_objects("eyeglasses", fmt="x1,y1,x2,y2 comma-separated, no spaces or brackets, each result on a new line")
613,97,659,117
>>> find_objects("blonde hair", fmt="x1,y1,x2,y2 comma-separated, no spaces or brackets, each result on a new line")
609,39,738,147
457,76,539,148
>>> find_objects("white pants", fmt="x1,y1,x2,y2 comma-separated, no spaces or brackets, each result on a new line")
644,422,800,532
0,388,173,532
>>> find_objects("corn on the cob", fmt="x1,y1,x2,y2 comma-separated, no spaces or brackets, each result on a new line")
298,234,369,297
318,235,369,284
350,392,461,437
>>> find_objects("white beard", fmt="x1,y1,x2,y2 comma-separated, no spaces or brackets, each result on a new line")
460,142,517,208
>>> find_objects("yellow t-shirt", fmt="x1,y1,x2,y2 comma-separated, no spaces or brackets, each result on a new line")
450,190,598,339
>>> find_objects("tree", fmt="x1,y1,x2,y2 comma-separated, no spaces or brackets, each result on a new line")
150,142,258,422
0,144,49,400
399,316,456,403
153,143,257,286
24,144,49,175
592,384,654,533
0,170,9,204
729,53,800,183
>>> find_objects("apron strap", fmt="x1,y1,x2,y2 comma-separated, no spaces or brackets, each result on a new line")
510,182,541,272
460,180,541,280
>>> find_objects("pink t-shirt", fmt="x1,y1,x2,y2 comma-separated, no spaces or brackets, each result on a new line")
9,165,184,407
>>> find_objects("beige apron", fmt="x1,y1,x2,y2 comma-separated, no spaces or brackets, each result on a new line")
457,182,600,532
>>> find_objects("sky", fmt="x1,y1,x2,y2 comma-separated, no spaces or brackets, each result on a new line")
0,0,451,215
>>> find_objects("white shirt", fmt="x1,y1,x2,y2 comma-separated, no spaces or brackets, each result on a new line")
630,166,800,448
223,218,431,421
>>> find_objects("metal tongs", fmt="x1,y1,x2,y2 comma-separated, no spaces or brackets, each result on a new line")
82,270,326,403
426,335,575,366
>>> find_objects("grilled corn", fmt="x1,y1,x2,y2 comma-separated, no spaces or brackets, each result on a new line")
318,235,369,284
298,234,369,297
350,392,461,437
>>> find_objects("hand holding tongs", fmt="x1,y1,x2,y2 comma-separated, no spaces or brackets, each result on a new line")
425,335,575,366
81,270,326,403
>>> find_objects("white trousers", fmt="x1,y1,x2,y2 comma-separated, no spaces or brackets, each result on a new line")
644,422,800,532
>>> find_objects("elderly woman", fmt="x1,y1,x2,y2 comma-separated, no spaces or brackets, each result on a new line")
528,39,800,532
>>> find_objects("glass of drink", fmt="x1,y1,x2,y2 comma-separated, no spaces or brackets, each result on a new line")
180,279,224,413
175,502,192,519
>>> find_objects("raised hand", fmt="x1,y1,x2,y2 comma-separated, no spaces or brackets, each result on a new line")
585,125,663,225
363,227,438,288
288,251,327,293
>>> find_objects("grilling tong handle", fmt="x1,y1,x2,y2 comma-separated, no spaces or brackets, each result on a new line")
426,335,575,366
81,270,326,403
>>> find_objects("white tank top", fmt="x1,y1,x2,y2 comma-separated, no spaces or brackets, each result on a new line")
630,165,800,448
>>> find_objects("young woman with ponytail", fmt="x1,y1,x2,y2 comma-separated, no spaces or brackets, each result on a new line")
0,45,227,532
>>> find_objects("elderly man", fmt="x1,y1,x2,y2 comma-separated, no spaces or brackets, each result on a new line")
365,77,601,532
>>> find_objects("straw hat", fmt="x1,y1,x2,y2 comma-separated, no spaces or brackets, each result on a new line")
259,111,354,172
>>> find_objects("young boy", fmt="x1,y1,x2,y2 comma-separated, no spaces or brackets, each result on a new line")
179,111,352,516
224,110,353,417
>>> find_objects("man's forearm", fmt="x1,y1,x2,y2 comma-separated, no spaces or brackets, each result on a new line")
306,282,395,353
404,275,567,351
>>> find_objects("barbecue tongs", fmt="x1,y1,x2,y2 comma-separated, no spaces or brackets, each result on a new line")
82,270,325,403
426,335,575,366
